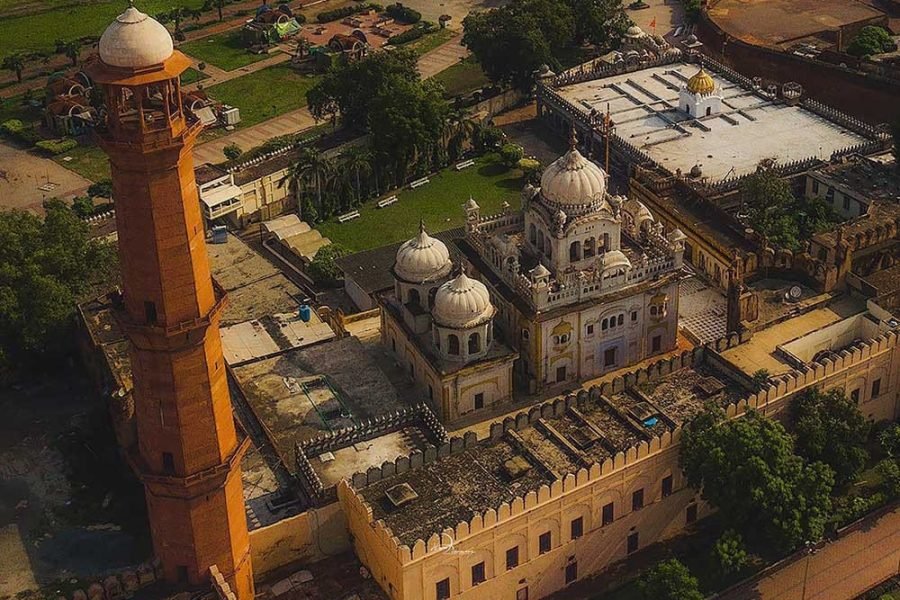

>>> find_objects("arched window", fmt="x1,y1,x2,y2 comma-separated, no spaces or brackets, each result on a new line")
584,238,596,258
428,287,438,308
537,231,545,251
448,334,460,355
618,314,624,326
529,224,537,245
602,318,608,331
468,332,481,354
408,288,421,308
569,241,581,262
706,106,712,116
603,233,610,249
650,306,657,316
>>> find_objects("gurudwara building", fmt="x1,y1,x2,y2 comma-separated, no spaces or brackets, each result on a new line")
382,136,685,425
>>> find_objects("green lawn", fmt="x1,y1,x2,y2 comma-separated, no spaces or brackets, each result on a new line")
180,67,210,86
408,28,455,57
178,31,273,71
433,57,489,97
316,153,523,252
0,0,203,56
0,93,43,125
205,64,320,128
54,144,110,183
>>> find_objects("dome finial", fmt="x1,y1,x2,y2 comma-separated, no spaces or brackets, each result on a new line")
568,124,578,151
418,218,426,234
127,0,134,7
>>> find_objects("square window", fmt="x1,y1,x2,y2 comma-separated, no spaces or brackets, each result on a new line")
539,531,552,554
662,475,673,498
872,378,881,398
632,489,644,511
843,196,851,210
631,311,637,322
652,335,662,353
474,392,484,410
565,561,578,584
850,388,860,404
506,546,519,570
587,324,594,335
812,180,819,194
557,366,567,383
686,503,698,524
627,532,639,554
436,578,450,600
471,561,485,586
571,516,583,540
602,502,614,526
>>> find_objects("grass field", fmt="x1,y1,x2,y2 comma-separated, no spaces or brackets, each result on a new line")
433,57,489,97
0,94,43,125
0,0,203,56
317,153,523,252
205,64,320,128
408,28,455,57
180,67,210,85
54,144,110,182
178,31,274,71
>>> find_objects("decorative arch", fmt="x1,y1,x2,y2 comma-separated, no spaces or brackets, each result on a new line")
448,334,460,355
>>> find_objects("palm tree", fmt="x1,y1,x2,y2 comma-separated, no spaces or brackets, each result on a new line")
215,0,225,21
2,54,26,83
339,145,373,207
287,149,335,219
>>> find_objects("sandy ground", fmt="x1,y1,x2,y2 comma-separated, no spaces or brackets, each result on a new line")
0,141,91,215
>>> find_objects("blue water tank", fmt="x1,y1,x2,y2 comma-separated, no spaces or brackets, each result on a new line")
211,225,228,244
299,304,311,322
642,417,659,428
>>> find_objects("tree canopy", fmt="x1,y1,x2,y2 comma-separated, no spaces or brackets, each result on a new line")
742,165,838,251
637,558,704,600
0,200,117,378
307,243,349,283
847,26,893,58
791,388,870,486
680,407,835,551
462,0,627,90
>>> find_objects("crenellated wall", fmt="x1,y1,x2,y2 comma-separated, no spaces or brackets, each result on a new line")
339,327,899,600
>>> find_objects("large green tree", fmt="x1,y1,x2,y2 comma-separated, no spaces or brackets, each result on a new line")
847,26,893,58
638,559,703,600
680,408,835,551
743,165,837,251
0,200,116,377
790,388,869,486
569,0,630,46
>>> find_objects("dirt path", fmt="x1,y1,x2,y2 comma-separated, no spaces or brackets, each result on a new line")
416,34,469,79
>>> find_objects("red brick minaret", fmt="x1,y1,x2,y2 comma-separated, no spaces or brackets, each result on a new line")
87,5,253,598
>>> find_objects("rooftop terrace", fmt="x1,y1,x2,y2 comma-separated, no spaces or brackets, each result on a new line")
358,352,743,545
554,61,870,181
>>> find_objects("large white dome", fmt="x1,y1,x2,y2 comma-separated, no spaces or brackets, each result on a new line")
433,272,494,329
99,6,174,69
394,222,452,283
539,146,608,209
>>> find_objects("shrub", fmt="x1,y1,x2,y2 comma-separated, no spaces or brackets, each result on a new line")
316,2,380,23
714,529,749,576
385,2,421,23
518,157,541,183
878,459,900,499
387,23,434,45
223,143,243,161
87,179,113,199
1,119,25,135
307,244,349,284
500,142,524,168
638,559,703,600
476,125,505,150
35,138,78,155
847,26,893,58
71,196,95,218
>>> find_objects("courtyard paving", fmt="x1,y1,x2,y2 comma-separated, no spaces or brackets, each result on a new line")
0,140,92,214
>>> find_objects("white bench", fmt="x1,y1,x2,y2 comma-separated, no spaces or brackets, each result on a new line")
410,177,430,189
455,159,475,171
337,210,361,223
377,195,398,208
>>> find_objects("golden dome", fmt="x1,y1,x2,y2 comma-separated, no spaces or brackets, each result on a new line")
686,68,716,96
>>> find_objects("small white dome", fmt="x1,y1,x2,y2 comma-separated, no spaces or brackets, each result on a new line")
668,228,687,242
622,197,655,224
540,146,608,209
394,222,452,283
625,25,646,38
433,272,494,329
601,250,632,272
530,263,551,281
99,5,174,69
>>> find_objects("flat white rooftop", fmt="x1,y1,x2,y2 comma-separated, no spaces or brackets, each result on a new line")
556,62,869,180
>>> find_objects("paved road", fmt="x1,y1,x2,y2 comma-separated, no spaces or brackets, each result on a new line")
417,34,469,79
722,506,900,600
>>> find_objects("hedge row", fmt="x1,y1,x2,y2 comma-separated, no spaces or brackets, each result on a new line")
388,22,435,45
35,138,79,155
1,119,41,145
316,2,382,23
385,2,421,24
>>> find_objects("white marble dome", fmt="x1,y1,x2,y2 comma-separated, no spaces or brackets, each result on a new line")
625,25,646,39
99,5,174,69
540,146,608,208
601,249,632,272
433,272,494,329
394,223,452,283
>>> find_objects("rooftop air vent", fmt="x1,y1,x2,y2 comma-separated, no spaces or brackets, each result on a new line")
503,455,532,480
570,427,601,450
385,483,418,508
